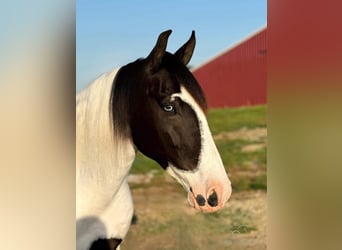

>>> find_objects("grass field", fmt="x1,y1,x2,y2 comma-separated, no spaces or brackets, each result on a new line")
130,105,267,192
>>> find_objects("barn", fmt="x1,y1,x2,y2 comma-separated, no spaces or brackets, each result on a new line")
193,27,267,108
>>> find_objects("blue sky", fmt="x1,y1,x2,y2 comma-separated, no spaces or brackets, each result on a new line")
76,1,266,92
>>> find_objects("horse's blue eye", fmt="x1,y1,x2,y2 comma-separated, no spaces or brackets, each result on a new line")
163,105,174,112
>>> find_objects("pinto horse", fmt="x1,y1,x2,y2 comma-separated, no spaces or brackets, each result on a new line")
76,30,232,250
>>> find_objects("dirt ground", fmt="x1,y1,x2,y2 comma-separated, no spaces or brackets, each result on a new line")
121,175,267,250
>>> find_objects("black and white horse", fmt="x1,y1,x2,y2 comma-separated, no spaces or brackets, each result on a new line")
76,30,232,250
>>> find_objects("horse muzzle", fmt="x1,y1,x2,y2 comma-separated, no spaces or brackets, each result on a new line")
187,181,232,213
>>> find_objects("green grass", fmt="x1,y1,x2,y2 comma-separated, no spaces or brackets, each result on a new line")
231,173,267,192
137,205,257,237
130,105,267,191
130,151,161,174
216,139,267,171
207,105,266,135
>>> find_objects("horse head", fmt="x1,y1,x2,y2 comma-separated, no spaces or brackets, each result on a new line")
111,30,232,212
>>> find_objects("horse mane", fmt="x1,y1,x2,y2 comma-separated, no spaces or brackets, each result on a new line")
109,59,145,140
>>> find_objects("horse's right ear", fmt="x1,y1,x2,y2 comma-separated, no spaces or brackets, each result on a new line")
174,30,196,65
147,30,172,73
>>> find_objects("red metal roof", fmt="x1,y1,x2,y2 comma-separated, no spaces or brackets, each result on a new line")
193,27,267,108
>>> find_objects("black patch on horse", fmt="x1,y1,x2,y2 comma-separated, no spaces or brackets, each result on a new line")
109,30,207,171
90,238,122,250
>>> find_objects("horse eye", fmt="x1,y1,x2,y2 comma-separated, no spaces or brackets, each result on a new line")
162,104,175,112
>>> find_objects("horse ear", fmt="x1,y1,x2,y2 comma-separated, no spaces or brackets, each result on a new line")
147,30,172,72
174,30,196,65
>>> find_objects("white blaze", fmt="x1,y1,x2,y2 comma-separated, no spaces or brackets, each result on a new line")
167,86,232,209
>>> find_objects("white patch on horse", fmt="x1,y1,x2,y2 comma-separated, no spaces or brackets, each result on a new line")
76,68,136,250
167,85,232,212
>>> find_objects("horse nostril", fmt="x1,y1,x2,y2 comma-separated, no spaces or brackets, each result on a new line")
207,190,218,207
195,194,206,206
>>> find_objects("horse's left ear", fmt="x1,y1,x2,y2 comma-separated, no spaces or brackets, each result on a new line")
174,30,196,65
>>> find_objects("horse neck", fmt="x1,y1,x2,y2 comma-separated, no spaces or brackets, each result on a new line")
76,68,136,189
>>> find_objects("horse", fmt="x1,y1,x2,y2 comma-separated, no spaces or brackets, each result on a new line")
76,30,232,250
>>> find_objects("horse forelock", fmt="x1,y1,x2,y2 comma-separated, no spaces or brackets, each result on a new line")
162,52,207,112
